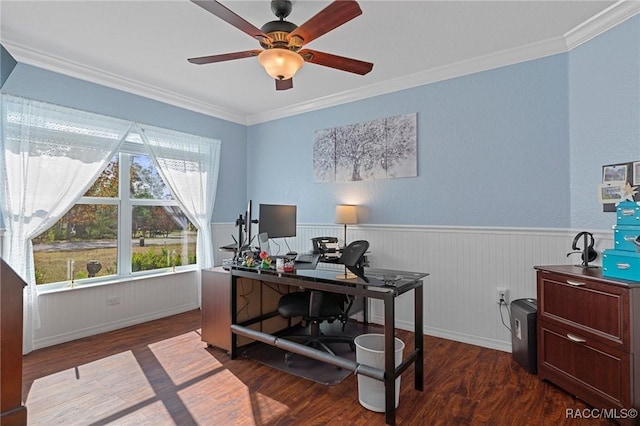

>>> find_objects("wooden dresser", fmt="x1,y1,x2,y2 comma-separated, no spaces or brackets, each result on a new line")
536,265,640,424
0,259,27,425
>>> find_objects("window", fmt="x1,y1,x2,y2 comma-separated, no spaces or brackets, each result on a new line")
3,94,219,353
32,133,197,286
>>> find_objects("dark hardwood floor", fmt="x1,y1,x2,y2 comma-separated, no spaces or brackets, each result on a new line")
22,309,611,425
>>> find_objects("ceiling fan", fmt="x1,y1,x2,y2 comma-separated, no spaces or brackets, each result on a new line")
187,0,374,91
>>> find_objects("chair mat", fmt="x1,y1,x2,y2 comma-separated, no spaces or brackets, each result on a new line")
240,321,382,386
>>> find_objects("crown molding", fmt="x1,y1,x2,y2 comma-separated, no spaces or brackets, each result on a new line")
564,0,640,50
0,40,248,125
3,1,637,126
246,35,569,125
247,1,639,125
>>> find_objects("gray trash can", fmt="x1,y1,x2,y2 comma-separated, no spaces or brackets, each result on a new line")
354,333,405,412
510,298,537,374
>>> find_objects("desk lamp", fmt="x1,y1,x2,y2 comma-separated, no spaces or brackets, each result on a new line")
335,204,358,279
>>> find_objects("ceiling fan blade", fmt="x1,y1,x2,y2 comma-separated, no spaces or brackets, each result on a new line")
288,0,362,45
191,0,271,43
275,78,293,91
299,49,373,75
188,50,262,65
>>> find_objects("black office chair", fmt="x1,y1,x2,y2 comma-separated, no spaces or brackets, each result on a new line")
277,240,369,365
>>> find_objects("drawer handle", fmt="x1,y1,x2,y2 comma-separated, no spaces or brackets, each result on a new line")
621,209,636,216
566,333,587,343
565,280,585,286
624,235,639,241
617,263,631,270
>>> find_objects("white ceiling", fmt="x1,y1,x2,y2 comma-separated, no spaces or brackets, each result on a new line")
1,1,638,125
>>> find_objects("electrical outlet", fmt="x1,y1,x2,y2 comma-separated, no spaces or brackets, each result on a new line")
106,297,120,306
496,287,509,305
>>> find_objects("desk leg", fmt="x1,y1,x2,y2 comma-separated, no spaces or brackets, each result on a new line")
384,293,396,426
414,283,424,391
230,275,238,359
363,295,369,331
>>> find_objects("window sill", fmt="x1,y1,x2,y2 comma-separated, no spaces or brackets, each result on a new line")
37,267,198,295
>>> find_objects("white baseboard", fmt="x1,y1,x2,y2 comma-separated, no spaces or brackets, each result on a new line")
369,313,512,353
33,303,199,350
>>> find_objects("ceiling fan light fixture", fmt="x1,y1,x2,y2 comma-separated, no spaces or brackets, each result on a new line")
258,48,304,80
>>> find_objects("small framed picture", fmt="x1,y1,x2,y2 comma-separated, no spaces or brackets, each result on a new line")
598,182,625,203
633,162,640,186
603,164,628,183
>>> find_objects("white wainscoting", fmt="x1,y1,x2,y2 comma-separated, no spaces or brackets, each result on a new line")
34,271,199,350
34,224,610,352
213,223,612,352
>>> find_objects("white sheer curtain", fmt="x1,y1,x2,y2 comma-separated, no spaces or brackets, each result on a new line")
138,124,220,271
0,95,131,353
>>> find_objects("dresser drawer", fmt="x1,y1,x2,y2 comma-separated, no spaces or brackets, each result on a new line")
538,271,629,351
538,322,630,409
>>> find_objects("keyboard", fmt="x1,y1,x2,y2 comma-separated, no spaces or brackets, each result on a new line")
295,253,317,263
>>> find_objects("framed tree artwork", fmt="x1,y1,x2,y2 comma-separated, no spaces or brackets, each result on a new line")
313,113,417,183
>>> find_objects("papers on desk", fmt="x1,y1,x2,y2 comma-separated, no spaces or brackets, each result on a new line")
373,274,403,284
365,271,408,287
363,269,428,287
323,253,340,260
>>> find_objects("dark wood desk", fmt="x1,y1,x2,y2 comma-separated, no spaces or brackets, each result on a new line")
201,267,294,351
228,266,427,426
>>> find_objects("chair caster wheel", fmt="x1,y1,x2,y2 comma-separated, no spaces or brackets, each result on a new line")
284,352,294,368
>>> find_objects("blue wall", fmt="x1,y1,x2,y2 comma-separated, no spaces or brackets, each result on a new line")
247,15,639,229
0,64,247,223
0,45,17,88
569,14,640,230
248,54,570,227
1,14,638,230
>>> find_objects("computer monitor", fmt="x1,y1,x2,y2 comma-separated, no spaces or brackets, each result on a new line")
258,204,297,239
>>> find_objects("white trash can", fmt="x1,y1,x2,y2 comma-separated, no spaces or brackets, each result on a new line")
354,333,405,412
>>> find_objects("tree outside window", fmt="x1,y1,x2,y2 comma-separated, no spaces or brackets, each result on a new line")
33,147,197,285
